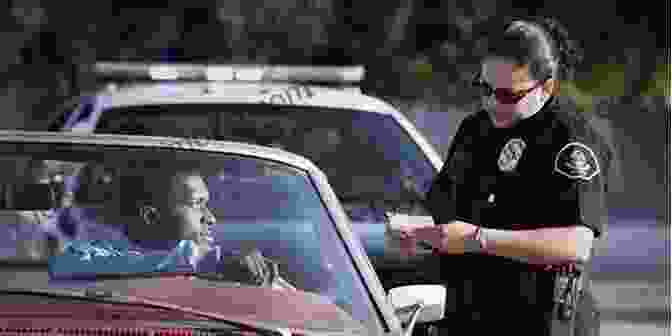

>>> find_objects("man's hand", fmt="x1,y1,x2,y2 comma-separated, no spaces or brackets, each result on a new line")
400,221,478,255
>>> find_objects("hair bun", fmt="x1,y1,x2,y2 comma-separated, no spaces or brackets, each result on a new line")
537,17,584,75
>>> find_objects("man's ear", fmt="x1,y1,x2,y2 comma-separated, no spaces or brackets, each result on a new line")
139,205,160,225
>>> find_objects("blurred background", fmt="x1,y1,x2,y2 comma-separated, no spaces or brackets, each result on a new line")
0,1,669,333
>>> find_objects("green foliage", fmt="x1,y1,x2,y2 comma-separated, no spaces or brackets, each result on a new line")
574,63,627,97
574,60,669,99
642,62,670,97
559,81,597,113
413,60,434,82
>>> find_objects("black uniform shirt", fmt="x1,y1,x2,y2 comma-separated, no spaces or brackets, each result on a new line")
425,96,612,324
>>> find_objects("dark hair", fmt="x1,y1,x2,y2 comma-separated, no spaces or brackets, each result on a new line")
118,164,202,218
485,17,583,81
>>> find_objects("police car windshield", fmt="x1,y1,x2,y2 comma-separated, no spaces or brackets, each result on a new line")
95,104,436,207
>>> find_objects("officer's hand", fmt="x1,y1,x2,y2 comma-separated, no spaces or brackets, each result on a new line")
414,221,477,255
397,233,420,258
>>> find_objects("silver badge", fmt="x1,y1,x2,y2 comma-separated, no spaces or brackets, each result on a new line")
554,142,600,181
498,138,527,172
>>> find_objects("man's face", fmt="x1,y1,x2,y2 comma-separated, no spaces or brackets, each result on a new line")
161,173,216,246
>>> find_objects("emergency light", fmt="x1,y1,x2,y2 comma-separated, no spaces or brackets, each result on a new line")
93,62,365,84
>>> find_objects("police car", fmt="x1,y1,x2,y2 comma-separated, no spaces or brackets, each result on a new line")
48,62,445,290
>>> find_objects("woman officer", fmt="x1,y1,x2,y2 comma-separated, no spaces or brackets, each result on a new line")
399,17,611,335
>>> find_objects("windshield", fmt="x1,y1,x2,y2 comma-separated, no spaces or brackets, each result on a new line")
94,104,436,203
0,142,380,333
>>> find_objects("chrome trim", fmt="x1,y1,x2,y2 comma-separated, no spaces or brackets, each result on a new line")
0,131,317,173
308,164,403,334
401,303,425,336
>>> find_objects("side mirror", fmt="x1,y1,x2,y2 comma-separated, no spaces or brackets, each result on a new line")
388,284,446,335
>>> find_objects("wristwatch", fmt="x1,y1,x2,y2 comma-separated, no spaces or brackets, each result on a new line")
464,226,485,253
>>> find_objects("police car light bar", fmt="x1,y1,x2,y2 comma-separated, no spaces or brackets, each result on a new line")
93,62,365,83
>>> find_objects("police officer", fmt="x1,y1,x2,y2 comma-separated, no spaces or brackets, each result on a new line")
399,17,611,335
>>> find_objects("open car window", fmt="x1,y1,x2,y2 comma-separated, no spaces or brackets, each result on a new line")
0,143,381,332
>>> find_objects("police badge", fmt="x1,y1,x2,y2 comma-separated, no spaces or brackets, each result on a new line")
554,142,600,181
498,138,527,172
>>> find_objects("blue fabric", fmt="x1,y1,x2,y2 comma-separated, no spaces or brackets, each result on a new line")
53,206,128,242
47,238,221,281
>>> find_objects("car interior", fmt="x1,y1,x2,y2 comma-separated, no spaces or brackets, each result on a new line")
0,156,337,294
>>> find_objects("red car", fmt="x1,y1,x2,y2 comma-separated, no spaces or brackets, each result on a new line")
0,131,446,336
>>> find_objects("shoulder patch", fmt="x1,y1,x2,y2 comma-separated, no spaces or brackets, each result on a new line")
554,142,600,181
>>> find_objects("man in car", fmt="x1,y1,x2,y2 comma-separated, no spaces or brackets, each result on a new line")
49,164,295,289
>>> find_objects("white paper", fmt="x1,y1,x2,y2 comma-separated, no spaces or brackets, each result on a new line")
384,213,435,254
385,212,435,233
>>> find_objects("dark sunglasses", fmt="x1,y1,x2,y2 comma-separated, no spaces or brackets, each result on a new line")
472,73,548,105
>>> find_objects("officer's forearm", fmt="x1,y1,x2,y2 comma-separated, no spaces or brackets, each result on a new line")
480,226,594,265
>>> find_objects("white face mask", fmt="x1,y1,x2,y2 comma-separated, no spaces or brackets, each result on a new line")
483,84,550,127
480,57,552,128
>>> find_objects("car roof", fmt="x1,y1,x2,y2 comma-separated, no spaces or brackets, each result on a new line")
83,81,400,115
0,130,320,173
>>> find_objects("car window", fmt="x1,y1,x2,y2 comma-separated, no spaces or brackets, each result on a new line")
95,104,435,210
97,105,217,138
0,144,382,333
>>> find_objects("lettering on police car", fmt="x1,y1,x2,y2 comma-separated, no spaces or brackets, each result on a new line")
259,85,315,105
498,138,526,172
554,142,600,181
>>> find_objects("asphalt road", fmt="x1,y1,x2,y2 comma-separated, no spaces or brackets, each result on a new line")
589,214,670,334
